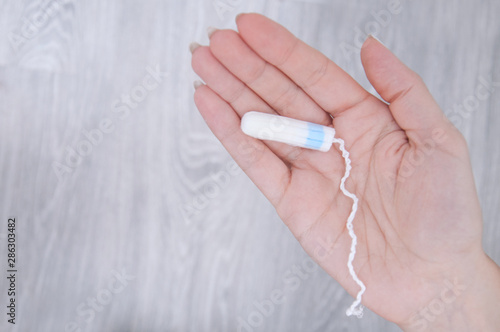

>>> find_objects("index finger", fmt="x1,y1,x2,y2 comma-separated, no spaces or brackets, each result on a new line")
236,13,370,117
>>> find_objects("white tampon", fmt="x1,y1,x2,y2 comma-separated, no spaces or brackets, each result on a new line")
240,111,366,318
241,111,336,152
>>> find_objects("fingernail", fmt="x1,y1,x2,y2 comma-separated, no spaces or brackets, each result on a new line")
207,26,218,38
189,42,201,54
194,80,204,90
367,34,386,47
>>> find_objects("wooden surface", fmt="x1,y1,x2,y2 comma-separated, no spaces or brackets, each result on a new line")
0,0,499,331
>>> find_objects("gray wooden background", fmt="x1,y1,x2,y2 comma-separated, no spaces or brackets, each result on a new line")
0,0,499,331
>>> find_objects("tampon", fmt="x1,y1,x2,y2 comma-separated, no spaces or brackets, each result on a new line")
241,111,336,152
240,111,367,318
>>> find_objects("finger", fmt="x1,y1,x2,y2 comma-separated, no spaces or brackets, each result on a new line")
191,45,308,162
209,29,332,125
194,84,290,206
236,13,370,117
360,36,454,142
192,46,271,115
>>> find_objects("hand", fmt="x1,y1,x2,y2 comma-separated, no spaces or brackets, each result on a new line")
191,13,500,330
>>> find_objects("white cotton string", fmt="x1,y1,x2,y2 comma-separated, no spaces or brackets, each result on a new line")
332,137,366,319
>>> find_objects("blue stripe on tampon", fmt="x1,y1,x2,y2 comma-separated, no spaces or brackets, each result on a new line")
305,123,325,150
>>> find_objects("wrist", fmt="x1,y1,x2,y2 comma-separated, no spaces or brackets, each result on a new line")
399,253,500,332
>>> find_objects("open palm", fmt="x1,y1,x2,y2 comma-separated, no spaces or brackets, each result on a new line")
191,13,492,328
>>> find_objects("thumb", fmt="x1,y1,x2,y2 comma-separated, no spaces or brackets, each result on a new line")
360,36,451,142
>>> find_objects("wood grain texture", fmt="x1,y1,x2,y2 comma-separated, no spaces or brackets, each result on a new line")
0,0,498,331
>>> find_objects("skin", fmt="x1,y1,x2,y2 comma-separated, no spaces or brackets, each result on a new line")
191,13,500,331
